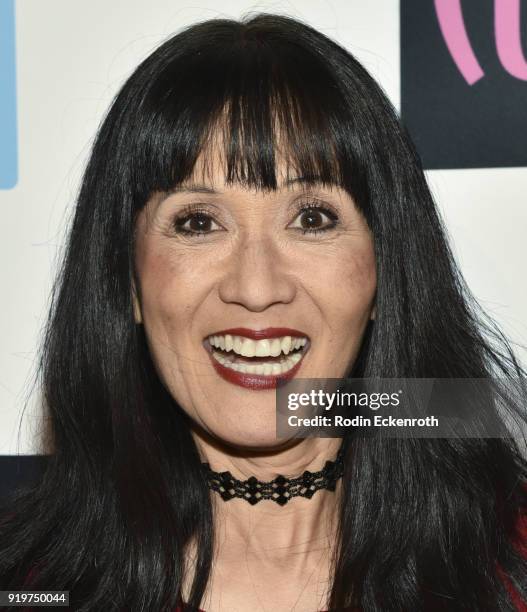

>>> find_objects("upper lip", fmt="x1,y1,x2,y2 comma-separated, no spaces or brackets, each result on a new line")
205,327,309,340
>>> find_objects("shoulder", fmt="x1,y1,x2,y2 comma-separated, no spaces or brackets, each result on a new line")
511,481,527,556
515,505,527,554
500,498,527,611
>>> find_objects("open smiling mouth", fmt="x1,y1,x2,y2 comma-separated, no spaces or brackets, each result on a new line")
203,328,310,390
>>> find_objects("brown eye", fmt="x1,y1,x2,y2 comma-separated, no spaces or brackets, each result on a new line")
174,212,221,236
288,205,338,234
299,208,325,229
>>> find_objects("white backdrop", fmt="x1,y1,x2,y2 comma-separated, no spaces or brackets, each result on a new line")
1,0,526,454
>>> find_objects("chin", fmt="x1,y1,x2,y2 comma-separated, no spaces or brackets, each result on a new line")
201,423,296,454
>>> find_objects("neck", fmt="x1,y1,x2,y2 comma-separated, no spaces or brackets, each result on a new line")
193,435,344,558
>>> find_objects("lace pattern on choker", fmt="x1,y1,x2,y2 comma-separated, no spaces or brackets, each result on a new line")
201,444,345,506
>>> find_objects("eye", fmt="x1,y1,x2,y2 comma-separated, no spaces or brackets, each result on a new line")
288,203,339,234
173,208,222,236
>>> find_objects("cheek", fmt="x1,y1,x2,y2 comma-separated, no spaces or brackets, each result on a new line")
138,249,206,332
302,241,376,326
345,247,377,306
135,251,206,406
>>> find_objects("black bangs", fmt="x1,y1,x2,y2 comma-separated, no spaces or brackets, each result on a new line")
127,15,370,210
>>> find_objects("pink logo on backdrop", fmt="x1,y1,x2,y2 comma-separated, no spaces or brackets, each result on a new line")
434,0,527,84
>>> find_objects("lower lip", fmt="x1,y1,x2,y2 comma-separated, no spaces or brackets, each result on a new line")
204,342,308,390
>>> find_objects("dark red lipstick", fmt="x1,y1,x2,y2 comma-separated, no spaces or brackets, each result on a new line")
203,327,310,390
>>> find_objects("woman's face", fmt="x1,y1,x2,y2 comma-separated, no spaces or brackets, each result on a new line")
133,149,376,450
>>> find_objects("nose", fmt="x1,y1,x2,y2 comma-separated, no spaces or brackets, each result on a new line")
217,234,297,312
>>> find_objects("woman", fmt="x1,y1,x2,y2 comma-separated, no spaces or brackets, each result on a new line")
1,12,527,611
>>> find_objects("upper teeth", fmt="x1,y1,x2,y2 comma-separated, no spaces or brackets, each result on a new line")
208,335,307,357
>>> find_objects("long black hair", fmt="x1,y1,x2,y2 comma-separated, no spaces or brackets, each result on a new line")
1,12,527,611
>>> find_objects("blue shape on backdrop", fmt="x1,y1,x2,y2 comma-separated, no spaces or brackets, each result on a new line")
0,0,17,189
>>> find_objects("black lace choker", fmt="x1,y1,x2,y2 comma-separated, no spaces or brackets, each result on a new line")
201,444,345,506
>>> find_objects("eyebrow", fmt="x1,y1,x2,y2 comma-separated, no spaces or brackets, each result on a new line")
166,176,328,195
